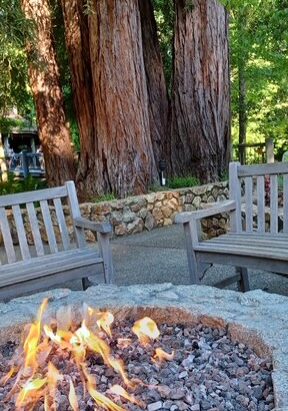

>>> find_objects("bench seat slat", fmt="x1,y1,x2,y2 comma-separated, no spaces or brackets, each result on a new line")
0,208,16,264
212,233,288,245
0,248,102,287
12,205,30,261
196,238,288,260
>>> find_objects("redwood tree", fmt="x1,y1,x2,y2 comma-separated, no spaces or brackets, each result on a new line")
61,0,158,198
60,0,96,197
21,0,76,186
169,0,231,182
139,0,170,169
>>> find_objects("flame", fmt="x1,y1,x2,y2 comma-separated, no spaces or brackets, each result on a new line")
97,311,114,337
16,377,47,408
88,384,126,411
0,366,16,384
23,298,48,371
153,348,175,362
117,338,132,349
69,378,79,411
109,384,139,405
107,356,133,388
1,299,175,411
132,317,160,345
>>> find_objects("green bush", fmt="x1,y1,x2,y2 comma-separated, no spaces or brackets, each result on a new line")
0,174,47,196
93,193,116,203
167,176,200,189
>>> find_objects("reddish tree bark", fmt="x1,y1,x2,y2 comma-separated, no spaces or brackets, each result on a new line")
170,0,231,182
139,0,170,170
60,0,96,197
21,0,76,186
62,0,158,198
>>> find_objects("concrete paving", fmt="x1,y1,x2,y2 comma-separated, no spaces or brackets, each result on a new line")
2,224,288,297
111,224,288,296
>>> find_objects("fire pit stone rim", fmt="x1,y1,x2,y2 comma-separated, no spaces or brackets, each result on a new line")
0,283,288,409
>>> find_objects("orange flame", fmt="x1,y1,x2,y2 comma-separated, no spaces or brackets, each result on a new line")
69,378,79,411
153,348,175,362
97,311,114,337
132,317,160,345
109,384,139,405
16,377,47,408
23,298,48,371
1,299,175,411
88,384,126,411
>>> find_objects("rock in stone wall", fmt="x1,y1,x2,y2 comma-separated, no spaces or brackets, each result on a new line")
2,182,229,246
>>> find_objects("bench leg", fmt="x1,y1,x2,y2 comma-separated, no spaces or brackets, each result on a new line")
82,277,93,290
183,222,200,284
98,232,115,284
237,267,250,292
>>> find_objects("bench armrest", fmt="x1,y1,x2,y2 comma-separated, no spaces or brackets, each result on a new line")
175,200,236,224
74,217,112,234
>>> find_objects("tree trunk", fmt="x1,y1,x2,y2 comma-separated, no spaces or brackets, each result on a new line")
237,9,248,165
139,0,170,171
88,0,157,198
60,0,96,198
21,0,76,186
170,0,231,182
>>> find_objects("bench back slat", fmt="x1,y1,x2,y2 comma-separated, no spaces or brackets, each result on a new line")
229,162,242,233
0,186,67,208
230,162,288,235
283,175,288,234
0,208,16,264
12,205,30,260
245,177,253,233
66,181,86,248
256,176,265,233
53,198,70,251
270,175,278,234
26,202,45,257
40,200,58,254
0,181,87,265
238,163,288,177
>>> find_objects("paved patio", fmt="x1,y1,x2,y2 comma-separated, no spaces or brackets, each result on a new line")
2,224,288,297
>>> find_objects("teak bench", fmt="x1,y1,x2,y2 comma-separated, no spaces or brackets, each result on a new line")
176,162,288,292
0,181,114,300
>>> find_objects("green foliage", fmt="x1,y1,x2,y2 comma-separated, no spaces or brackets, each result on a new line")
93,193,116,203
152,0,174,92
226,0,288,158
0,174,47,196
0,0,34,117
167,176,200,189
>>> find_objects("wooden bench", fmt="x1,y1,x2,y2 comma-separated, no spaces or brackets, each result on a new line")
0,181,114,300
176,162,288,292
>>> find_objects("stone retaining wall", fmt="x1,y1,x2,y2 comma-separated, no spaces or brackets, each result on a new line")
4,182,229,245
0,284,287,409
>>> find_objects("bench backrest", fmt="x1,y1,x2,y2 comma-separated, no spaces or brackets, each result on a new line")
0,181,86,265
229,162,288,234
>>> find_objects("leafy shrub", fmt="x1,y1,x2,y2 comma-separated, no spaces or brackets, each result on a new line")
93,193,116,203
167,176,200,189
0,174,47,196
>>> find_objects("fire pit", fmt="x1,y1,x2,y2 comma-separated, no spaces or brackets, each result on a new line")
0,284,287,410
